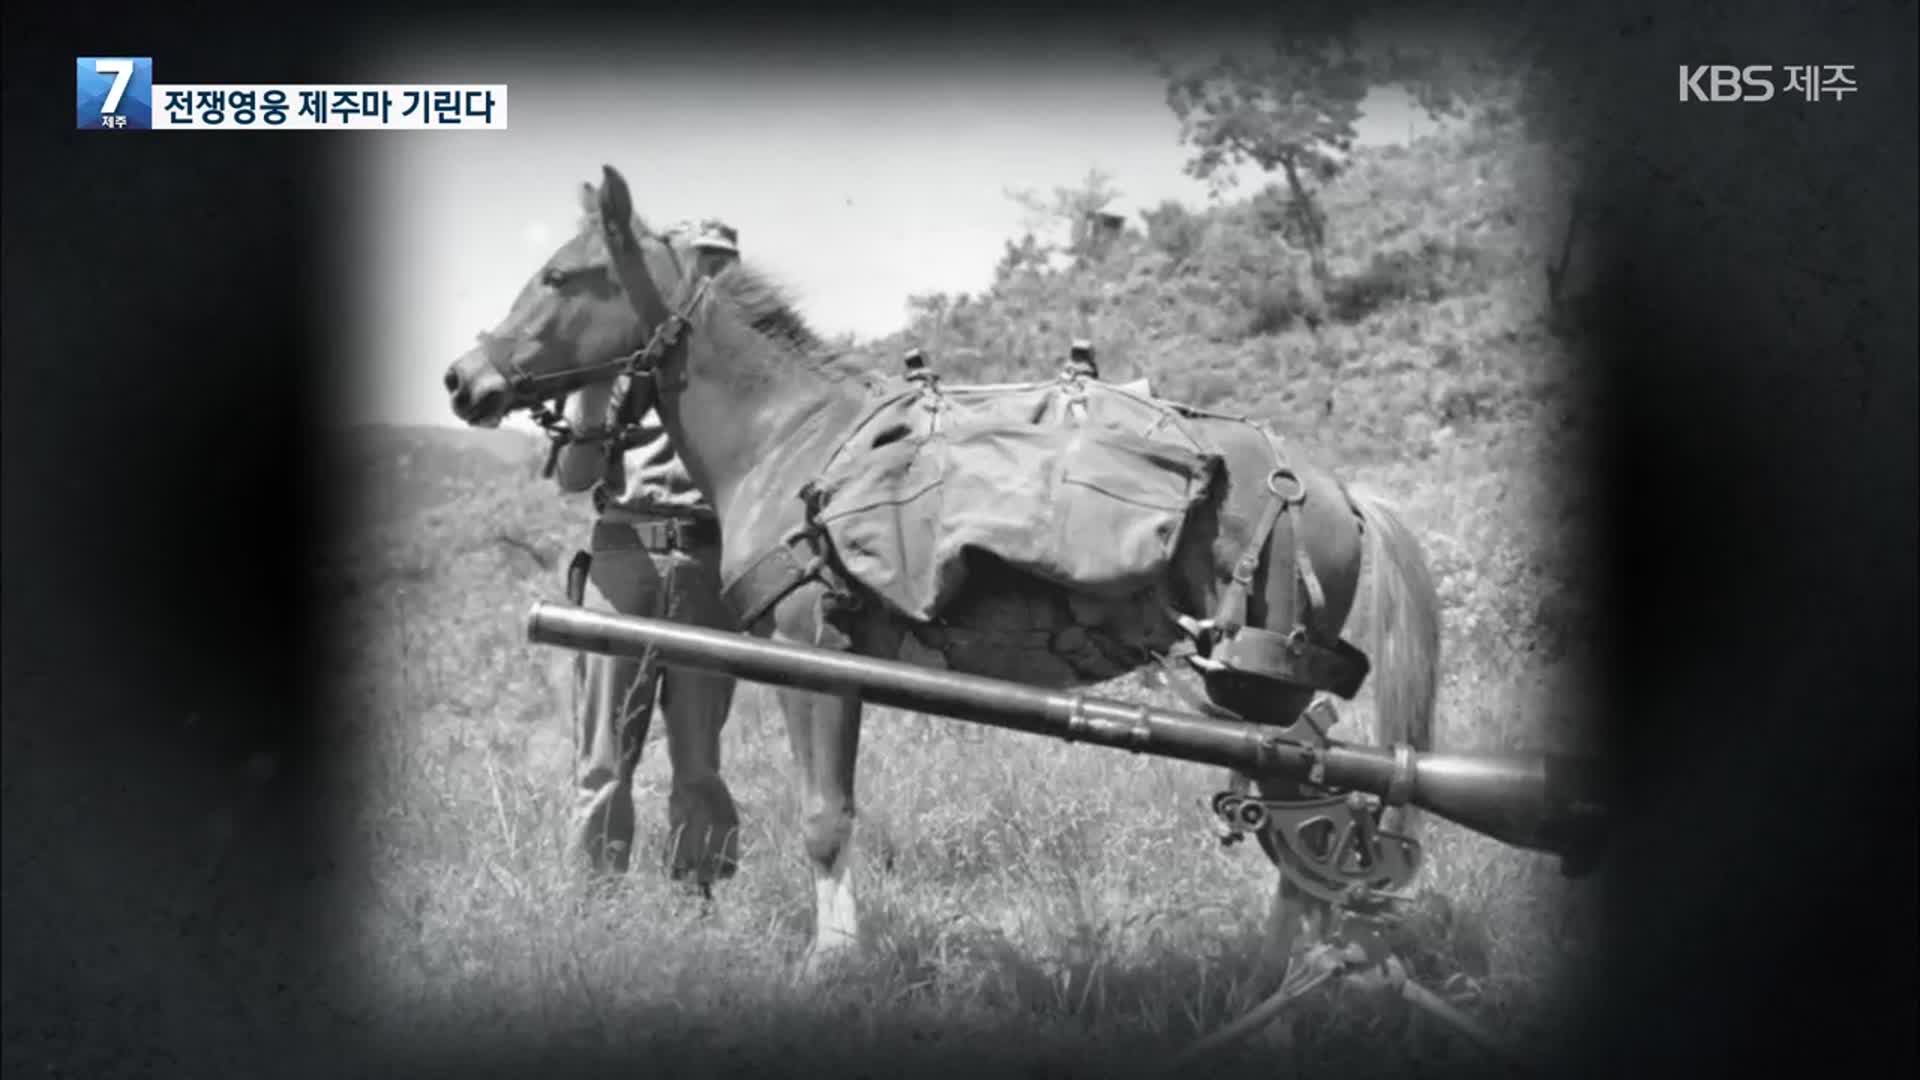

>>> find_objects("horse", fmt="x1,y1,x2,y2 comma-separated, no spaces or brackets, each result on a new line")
443,165,1443,980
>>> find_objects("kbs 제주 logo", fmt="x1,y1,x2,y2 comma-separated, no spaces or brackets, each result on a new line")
76,57,154,129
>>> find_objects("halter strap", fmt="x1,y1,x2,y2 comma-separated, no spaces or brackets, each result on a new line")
505,231,711,478
485,217,700,408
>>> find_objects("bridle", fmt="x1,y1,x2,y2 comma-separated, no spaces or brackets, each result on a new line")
484,225,716,478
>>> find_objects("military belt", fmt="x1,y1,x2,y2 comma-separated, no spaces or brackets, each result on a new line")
625,517,719,553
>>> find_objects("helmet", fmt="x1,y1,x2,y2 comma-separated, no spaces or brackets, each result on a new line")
691,219,739,255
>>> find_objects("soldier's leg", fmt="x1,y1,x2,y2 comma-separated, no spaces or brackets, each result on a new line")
569,523,668,877
657,543,743,888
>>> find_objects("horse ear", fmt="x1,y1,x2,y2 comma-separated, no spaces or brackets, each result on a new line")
598,166,635,235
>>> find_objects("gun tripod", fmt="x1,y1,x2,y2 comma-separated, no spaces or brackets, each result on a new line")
1173,704,1533,1074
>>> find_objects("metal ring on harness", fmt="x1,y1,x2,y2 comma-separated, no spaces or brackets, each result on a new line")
1267,467,1307,505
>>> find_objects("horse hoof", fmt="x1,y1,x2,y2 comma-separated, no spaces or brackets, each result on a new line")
677,879,721,917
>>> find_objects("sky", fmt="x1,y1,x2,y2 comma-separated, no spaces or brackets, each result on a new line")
346,29,1445,431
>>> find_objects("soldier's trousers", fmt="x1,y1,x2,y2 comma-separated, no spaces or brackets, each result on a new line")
570,518,741,887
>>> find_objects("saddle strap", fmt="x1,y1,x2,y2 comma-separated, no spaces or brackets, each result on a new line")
1214,454,1314,635
1214,489,1288,634
1204,458,1371,700
722,525,839,634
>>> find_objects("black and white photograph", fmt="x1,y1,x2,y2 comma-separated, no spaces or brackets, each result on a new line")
5,3,1913,1078
335,17,1609,1071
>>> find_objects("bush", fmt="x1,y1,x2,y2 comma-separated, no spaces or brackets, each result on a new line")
1139,200,1205,270
1236,275,1313,337
1326,251,1429,321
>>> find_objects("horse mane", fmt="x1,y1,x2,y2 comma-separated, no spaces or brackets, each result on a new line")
706,261,894,393
709,261,826,354
573,203,888,392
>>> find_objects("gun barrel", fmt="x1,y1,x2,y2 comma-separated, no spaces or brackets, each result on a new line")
527,603,1304,774
526,603,1607,865
1317,746,1609,861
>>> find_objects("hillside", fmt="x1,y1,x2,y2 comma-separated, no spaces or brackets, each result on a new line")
337,422,543,523
324,113,1599,1074
869,113,1584,470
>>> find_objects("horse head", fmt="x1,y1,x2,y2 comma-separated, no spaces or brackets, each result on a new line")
442,166,684,429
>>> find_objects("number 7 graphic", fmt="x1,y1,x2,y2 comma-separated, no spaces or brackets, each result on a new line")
76,56,152,129
95,59,134,114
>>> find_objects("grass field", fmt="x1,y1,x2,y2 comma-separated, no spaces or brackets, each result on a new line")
325,109,1601,1076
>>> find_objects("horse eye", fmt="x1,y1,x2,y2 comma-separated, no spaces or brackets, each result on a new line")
541,267,569,288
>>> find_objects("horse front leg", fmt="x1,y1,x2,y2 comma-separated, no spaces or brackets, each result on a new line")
775,683,864,978
771,599,901,979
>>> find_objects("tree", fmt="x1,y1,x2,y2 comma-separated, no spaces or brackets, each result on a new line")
1139,13,1468,291
1390,14,1605,326
1004,167,1125,262
994,232,1052,284
1139,6,1619,330
906,290,953,327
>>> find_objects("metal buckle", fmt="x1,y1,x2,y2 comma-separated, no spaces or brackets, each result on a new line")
1267,467,1307,505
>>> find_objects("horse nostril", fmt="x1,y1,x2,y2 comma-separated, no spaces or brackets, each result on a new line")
472,387,507,419
444,368,462,394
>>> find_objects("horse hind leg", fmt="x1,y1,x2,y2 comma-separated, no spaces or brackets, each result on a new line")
1220,464,1369,979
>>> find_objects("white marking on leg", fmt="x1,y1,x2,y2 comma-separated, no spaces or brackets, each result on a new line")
811,842,860,960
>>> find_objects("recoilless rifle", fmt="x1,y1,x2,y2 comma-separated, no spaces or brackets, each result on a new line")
526,603,1611,906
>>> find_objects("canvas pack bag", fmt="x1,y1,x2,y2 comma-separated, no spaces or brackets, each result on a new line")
806,377,1224,624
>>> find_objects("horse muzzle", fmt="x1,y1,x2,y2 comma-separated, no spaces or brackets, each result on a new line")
444,350,512,428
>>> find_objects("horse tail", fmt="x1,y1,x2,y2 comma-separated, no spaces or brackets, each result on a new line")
1349,486,1442,764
